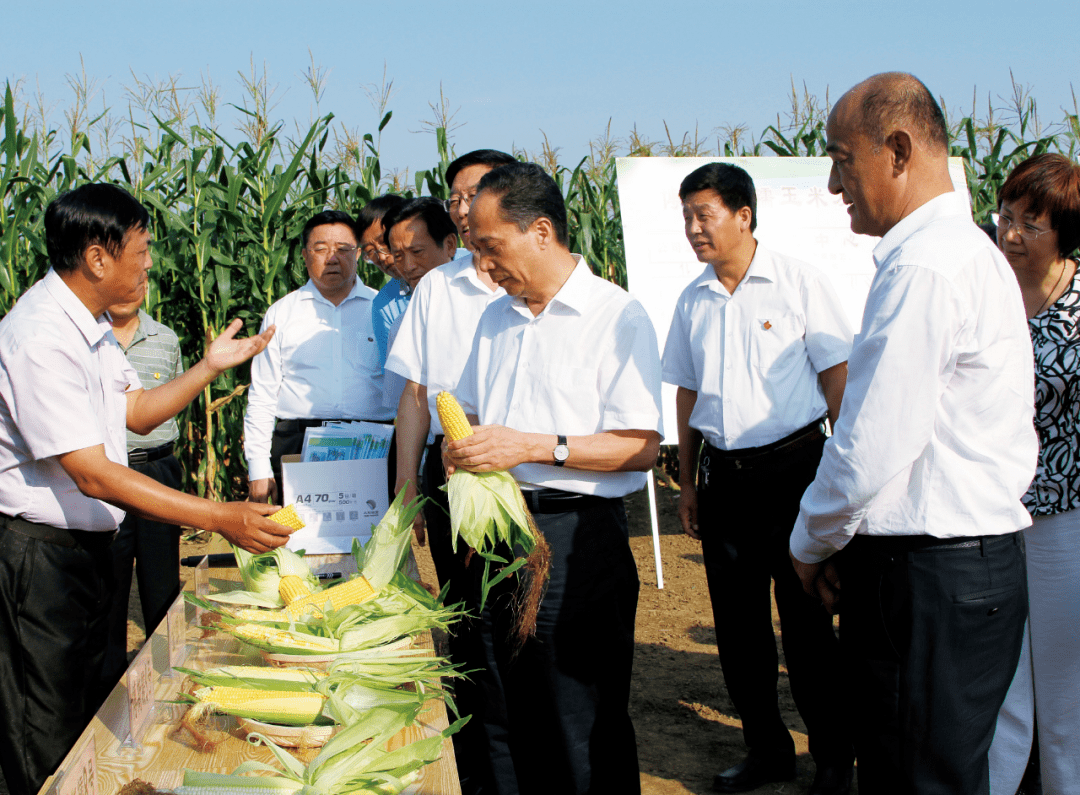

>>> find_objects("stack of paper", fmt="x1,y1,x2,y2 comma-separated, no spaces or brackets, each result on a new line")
300,421,394,462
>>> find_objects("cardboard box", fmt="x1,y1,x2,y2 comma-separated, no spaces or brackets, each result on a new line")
280,455,389,554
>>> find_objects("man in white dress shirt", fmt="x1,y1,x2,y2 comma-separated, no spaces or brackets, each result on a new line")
447,162,664,795
662,162,854,795
0,184,291,795
789,72,1038,795
245,210,391,502
385,149,514,795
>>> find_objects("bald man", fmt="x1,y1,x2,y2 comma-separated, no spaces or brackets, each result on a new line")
788,73,1037,795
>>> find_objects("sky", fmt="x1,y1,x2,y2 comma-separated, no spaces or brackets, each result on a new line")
3,0,1078,181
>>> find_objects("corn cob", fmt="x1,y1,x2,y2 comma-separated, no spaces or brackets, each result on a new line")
279,575,312,605
267,504,305,532
437,391,473,440
192,686,326,725
285,575,377,617
230,623,338,652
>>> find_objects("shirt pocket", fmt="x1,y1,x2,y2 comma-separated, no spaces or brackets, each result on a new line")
749,312,805,376
545,364,600,431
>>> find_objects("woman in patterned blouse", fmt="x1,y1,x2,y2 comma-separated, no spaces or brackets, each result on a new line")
989,153,1080,795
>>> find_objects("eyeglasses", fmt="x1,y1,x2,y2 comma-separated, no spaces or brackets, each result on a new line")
445,190,479,213
306,243,358,257
361,244,391,265
991,213,1053,241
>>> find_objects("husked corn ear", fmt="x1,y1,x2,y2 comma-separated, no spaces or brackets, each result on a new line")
279,575,313,605
285,575,377,617
268,504,305,532
228,607,290,623
437,391,473,441
193,686,325,724
230,623,338,651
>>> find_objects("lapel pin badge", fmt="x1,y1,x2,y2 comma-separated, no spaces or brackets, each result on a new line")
763,320,772,330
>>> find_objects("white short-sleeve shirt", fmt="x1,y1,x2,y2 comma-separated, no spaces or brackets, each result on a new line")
385,253,503,440
790,193,1038,562
244,279,389,480
661,246,853,450
0,269,141,531
457,256,663,498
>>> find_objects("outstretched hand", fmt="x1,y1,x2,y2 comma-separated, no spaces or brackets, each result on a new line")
213,501,294,553
205,319,276,376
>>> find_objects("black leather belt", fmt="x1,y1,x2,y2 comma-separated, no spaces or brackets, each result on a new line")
521,487,614,514
852,532,1020,555
127,442,174,466
0,514,116,548
703,417,827,472
275,417,393,434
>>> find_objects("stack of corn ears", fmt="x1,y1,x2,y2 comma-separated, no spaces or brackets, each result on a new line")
188,586,463,657
436,391,551,642
179,663,456,727
207,546,321,610
176,704,468,795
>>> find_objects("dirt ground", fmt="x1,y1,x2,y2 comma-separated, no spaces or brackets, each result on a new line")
118,477,844,795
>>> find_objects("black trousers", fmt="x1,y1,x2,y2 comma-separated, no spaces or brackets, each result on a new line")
697,434,853,766
422,439,515,795
840,532,1028,795
103,453,183,688
0,524,115,795
483,497,641,795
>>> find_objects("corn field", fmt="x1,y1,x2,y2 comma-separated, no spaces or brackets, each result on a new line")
2,72,1078,500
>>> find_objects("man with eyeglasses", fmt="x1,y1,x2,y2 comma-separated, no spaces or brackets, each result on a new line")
384,158,513,792
245,210,392,503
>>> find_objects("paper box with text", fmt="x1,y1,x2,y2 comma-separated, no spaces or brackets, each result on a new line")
281,455,388,554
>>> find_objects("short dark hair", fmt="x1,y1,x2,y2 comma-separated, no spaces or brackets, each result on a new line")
381,198,457,249
356,194,405,238
301,210,359,248
999,153,1080,257
679,163,758,232
445,149,517,192
859,72,949,154
45,183,150,273
475,162,569,248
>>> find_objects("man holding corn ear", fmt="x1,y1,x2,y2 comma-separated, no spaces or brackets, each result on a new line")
0,183,294,795
446,162,664,795
385,149,515,794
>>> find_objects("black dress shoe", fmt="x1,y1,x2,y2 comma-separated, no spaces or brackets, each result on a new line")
808,763,854,795
712,754,797,793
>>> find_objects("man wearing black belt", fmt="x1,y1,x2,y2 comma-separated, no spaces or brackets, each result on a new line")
385,152,512,793
0,183,292,795
790,73,1037,795
102,292,186,687
244,210,392,502
661,163,855,794
447,162,664,795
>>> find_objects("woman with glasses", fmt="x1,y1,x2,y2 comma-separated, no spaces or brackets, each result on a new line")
989,152,1080,795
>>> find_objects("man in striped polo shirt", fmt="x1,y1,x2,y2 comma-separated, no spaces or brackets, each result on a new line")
102,292,185,687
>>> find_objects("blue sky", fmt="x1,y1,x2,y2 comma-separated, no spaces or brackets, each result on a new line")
3,0,1078,179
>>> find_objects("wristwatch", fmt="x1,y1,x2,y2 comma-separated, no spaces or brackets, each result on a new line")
553,435,569,467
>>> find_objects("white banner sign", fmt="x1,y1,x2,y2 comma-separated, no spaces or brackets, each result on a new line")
282,458,389,554
615,156,971,444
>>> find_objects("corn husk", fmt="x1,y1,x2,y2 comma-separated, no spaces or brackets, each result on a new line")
179,704,468,795
209,547,320,609
352,486,425,590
